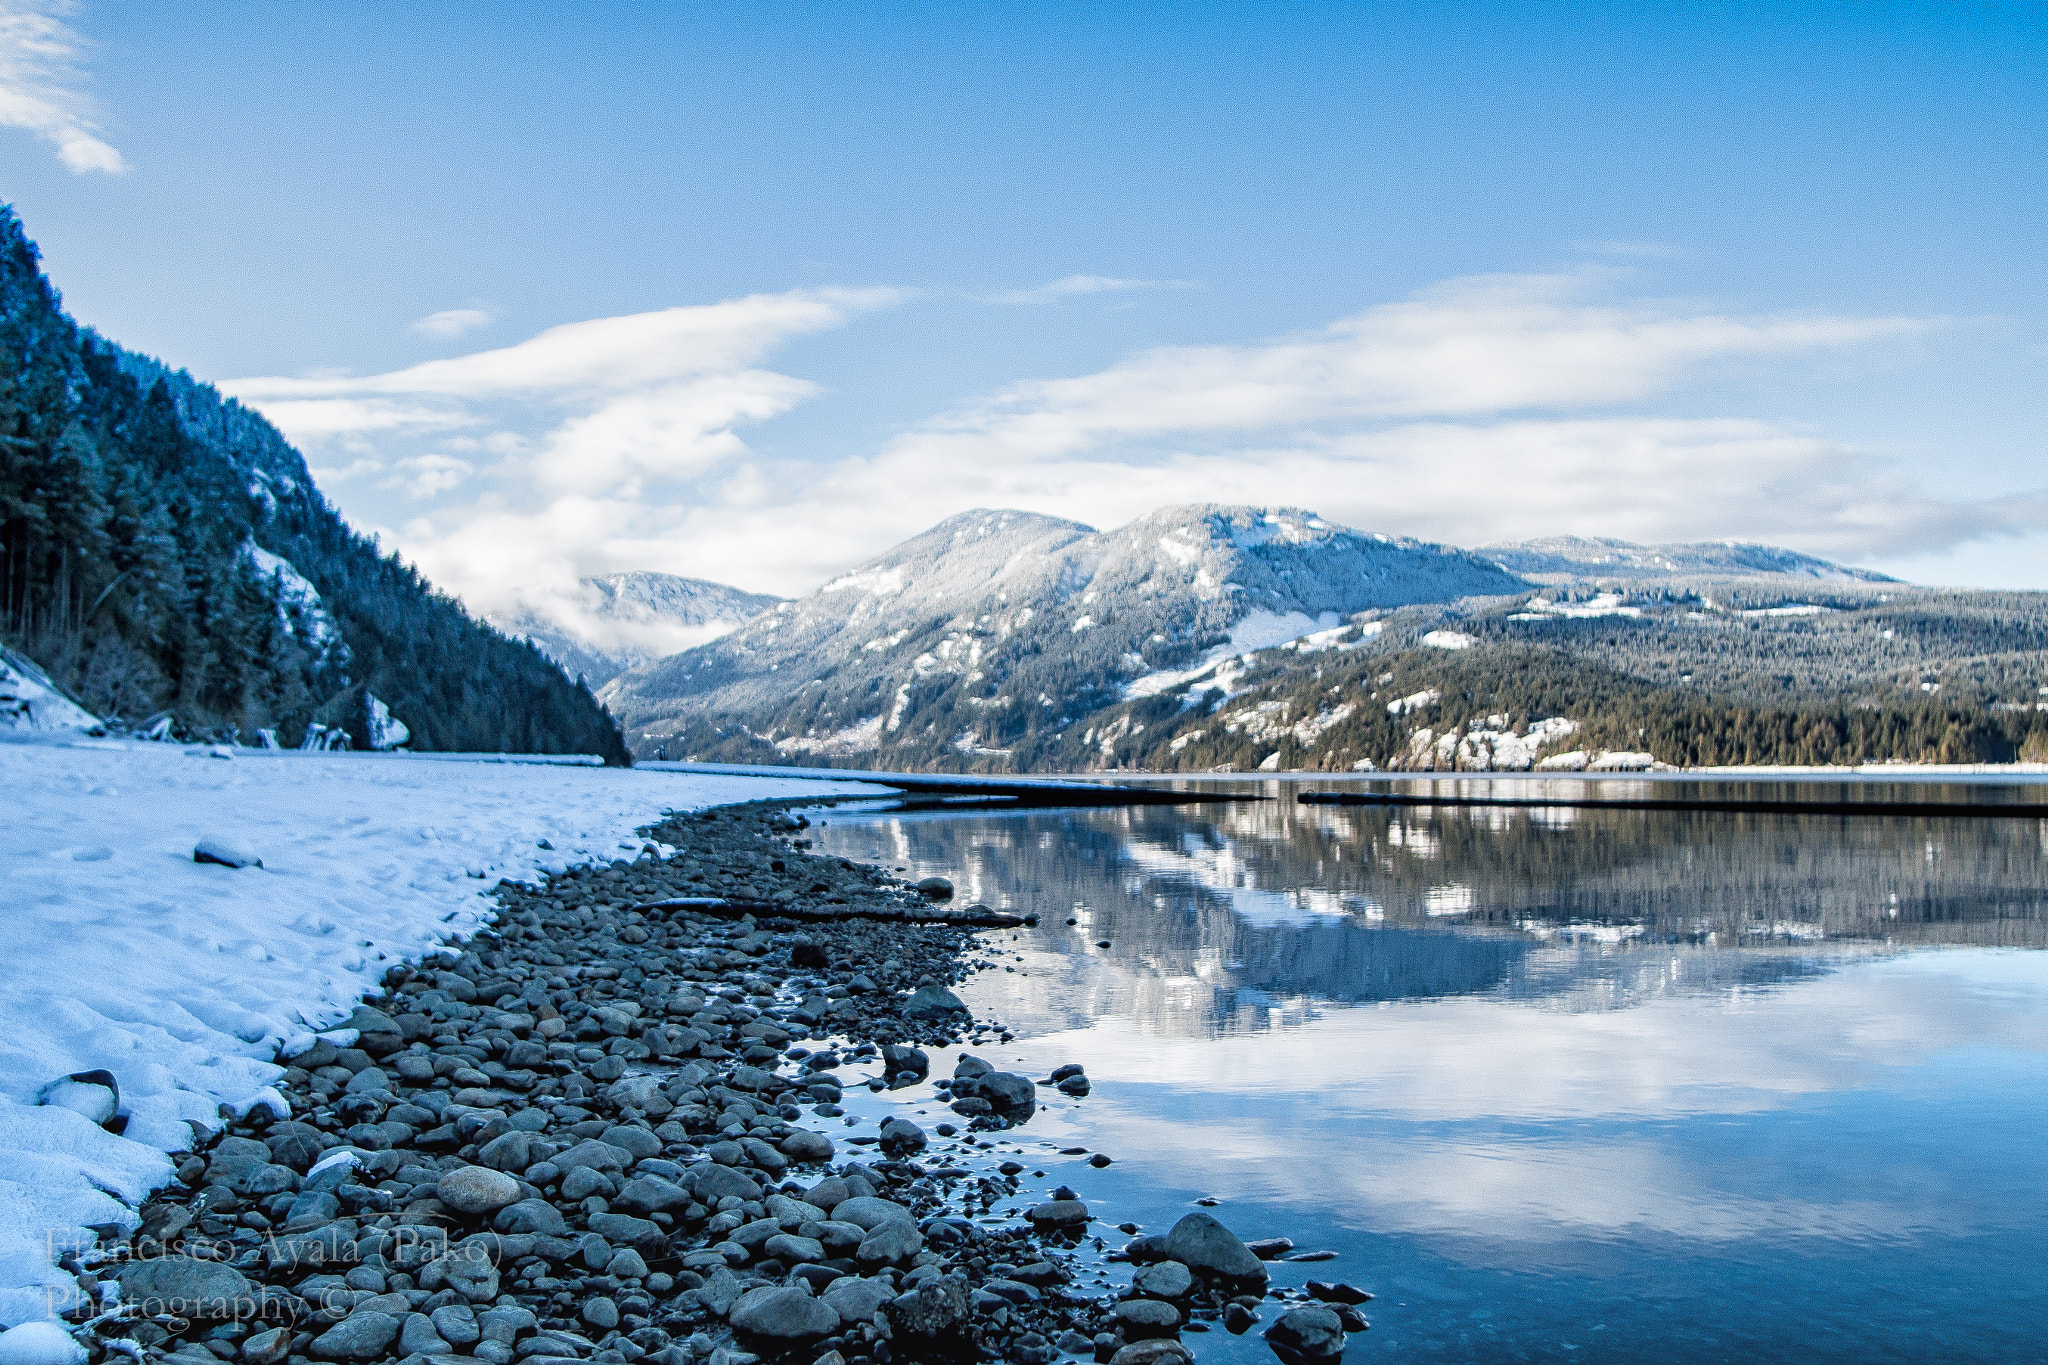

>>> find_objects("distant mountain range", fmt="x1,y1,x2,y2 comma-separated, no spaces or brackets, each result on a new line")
585,507,2046,771
495,572,779,687
1481,536,1898,585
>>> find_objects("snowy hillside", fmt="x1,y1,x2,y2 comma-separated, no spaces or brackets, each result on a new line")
0,734,880,1327
496,572,780,686
1482,535,1896,585
603,504,1525,766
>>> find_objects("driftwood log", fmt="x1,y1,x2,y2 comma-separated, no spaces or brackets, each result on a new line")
631,895,1036,928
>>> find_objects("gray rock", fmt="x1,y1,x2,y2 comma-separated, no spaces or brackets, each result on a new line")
740,1136,788,1174
1163,1212,1268,1284
421,1250,499,1302
1264,1305,1346,1363
902,985,967,1019
600,1124,662,1160
1107,1342,1194,1365
580,1298,618,1331
342,1067,390,1094
1026,1199,1089,1230
612,1178,687,1224
1112,1298,1182,1339
695,1268,743,1318
727,1064,776,1091
475,1131,533,1172
820,1276,894,1327
778,1129,835,1163
309,1310,402,1360
978,1072,1037,1121
477,1306,535,1345
764,1233,825,1264
914,876,954,899
729,1285,837,1341
492,1198,568,1236
117,1257,253,1320
398,1313,449,1356
884,1277,971,1343
552,1139,630,1175
437,1165,520,1215
803,1176,850,1211
854,1220,921,1266
829,1196,914,1230
878,1044,928,1077
877,1117,926,1153
731,1218,783,1252
808,1219,866,1255
688,1161,759,1204
1133,1261,1193,1299
605,1248,649,1279
429,1305,481,1347
559,1166,615,1201
587,1211,659,1245
240,1327,290,1365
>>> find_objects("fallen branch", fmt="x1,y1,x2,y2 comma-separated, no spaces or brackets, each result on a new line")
632,895,1037,928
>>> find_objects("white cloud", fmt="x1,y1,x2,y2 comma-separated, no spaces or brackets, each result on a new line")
241,270,2039,618
988,274,1199,305
0,0,124,173
912,273,1931,465
411,306,496,340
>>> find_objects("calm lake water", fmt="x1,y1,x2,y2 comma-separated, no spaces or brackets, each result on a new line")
801,778,2048,1364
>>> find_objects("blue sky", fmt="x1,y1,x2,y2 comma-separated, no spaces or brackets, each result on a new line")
2,1,2044,614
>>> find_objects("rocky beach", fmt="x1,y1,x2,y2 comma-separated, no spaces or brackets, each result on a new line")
50,800,1367,1365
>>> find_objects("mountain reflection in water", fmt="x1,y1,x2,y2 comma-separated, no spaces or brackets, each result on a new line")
804,780,2048,1035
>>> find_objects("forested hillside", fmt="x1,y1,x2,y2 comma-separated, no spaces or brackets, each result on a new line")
0,207,629,759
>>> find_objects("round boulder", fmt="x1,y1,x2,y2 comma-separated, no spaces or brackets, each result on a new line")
437,1165,520,1215
1264,1304,1347,1364
1163,1212,1268,1284
1112,1298,1182,1340
729,1285,837,1343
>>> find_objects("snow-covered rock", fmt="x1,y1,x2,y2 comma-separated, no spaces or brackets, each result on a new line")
240,544,344,661
0,650,102,736
0,736,882,1325
363,693,409,750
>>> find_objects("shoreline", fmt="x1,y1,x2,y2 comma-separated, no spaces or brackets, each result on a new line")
55,799,1358,1365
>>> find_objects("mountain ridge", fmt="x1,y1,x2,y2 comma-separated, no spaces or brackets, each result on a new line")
0,205,630,759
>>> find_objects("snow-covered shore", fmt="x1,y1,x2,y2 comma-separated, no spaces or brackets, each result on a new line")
1,738,883,1327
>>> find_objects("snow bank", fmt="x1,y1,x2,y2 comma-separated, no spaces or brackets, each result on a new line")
0,737,883,1326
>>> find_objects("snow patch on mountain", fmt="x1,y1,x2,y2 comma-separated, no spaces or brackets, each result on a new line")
242,543,343,658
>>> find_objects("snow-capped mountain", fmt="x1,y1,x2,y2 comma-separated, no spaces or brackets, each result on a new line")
1481,536,1896,585
497,572,781,686
602,504,1526,762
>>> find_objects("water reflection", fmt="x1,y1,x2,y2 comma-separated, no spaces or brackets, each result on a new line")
802,782,2048,1362
806,783,2048,1038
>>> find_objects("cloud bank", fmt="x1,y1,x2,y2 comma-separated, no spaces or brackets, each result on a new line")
229,270,2038,618
0,0,124,173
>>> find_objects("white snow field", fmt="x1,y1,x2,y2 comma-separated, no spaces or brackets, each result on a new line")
0,737,881,1328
